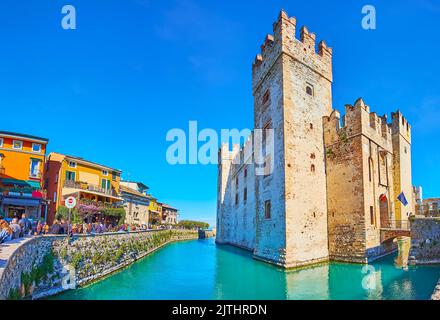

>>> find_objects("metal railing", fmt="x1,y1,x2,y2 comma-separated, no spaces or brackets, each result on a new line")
63,180,117,196
380,219,411,230
78,198,123,208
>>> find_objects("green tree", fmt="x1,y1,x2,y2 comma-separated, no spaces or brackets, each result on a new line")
178,220,209,230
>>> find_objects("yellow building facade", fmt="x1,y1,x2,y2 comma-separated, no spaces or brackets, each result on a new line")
45,152,122,224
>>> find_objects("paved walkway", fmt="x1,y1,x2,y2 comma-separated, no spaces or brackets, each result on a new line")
0,237,33,275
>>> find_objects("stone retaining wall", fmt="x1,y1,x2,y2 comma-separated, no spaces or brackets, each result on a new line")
407,217,440,300
409,217,440,265
0,229,197,300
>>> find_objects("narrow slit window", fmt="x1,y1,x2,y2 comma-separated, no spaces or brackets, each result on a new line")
262,89,270,105
264,200,271,219
306,84,314,96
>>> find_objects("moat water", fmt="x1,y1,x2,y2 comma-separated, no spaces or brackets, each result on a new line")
51,238,440,300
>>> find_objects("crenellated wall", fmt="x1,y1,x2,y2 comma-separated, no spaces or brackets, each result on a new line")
323,98,397,262
217,137,256,251
0,230,197,300
217,9,413,269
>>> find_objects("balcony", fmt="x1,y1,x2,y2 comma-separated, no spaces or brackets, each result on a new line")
78,197,123,209
63,180,118,197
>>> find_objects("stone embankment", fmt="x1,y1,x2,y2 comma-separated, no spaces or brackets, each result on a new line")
0,229,197,300
407,217,440,300
409,217,440,265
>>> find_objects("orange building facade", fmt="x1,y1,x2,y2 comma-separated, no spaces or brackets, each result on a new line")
0,131,49,220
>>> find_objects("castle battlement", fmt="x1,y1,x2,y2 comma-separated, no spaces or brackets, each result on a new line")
252,10,333,92
390,110,412,143
218,133,254,171
323,98,393,150
219,10,414,269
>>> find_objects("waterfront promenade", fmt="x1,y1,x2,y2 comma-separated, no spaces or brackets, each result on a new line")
0,229,198,300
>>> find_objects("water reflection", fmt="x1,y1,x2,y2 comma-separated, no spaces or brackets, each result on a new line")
214,239,440,300
394,237,411,269
51,238,440,300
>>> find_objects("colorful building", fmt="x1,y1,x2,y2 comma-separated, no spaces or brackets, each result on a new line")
0,131,49,220
148,197,162,226
119,181,151,226
161,203,178,225
44,152,122,224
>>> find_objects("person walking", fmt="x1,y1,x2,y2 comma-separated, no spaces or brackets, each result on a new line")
44,223,49,234
9,218,22,240
0,216,13,243
36,220,43,235
49,219,62,234
18,213,32,236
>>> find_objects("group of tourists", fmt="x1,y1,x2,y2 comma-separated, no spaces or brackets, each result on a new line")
50,220,147,235
0,213,165,244
0,214,33,243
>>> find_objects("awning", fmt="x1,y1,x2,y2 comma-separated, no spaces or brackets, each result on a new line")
0,179,40,189
27,181,41,189
1,178,28,186
1,197,42,206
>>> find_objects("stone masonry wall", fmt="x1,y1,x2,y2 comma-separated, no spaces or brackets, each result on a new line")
409,217,440,264
0,230,197,300
324,99,396,263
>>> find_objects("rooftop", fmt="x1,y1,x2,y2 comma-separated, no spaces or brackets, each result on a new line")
0,131,49,143
49,152,122,173
119,185,151,199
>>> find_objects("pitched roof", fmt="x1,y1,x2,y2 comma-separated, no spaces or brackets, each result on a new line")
119,185,151,199
49,152,122,173
0,131,49,143
161,203,178,211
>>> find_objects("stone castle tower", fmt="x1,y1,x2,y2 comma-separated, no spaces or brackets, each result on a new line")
251,11,332,267
217,10,413,268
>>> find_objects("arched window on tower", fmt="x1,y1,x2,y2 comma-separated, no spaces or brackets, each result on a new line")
306,84,314,96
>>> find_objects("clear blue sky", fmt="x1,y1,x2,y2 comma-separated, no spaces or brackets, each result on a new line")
1,0,439,227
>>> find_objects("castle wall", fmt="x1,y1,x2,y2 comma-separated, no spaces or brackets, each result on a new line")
216,143,256,250
324,100,396,262
253,56,287,263
282,52,331,266
391,112,413,221
216,10,413,268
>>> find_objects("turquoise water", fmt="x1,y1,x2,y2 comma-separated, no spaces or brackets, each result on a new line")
51,238,440,300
